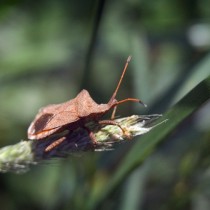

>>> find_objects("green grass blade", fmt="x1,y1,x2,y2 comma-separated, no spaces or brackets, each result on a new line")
88,75,210,209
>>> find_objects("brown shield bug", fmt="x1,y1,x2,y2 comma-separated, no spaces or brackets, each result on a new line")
28,56,146,152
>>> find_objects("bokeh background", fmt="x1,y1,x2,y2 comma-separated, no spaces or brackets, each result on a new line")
0,0,210,209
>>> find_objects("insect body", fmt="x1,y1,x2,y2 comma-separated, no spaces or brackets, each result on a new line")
28,56,146,151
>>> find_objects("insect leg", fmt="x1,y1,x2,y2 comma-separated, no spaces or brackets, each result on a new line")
83,126,98,145
111,106,117,120
45,137,66,152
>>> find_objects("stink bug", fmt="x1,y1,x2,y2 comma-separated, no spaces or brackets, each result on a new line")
28,56,146,152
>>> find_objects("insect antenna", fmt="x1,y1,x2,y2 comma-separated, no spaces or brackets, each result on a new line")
112,98,147,107
108,55,132,105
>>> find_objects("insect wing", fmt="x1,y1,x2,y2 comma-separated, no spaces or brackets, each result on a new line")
28,100,78,139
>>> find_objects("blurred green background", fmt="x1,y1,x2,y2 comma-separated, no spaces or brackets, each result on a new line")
0,0,210,209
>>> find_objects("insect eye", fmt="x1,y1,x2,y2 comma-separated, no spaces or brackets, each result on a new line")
33,113,53,133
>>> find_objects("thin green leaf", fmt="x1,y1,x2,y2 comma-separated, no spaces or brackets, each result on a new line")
88,75,210,209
